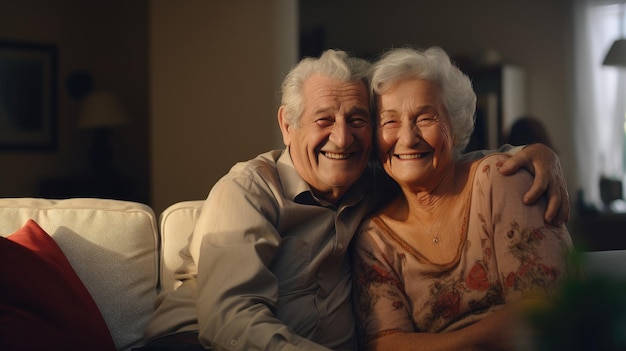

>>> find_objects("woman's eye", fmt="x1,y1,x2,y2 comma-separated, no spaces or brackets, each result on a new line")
380,119,398,127
416,114,437,127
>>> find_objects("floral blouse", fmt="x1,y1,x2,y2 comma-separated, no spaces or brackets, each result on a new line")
352,154,575,343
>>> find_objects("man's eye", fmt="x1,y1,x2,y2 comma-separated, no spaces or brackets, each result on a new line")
350,118,369,127
316,118,334,127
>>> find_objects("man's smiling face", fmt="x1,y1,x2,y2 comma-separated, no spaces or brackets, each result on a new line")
279,74,372,203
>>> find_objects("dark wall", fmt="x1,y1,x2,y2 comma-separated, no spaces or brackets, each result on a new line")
0,0,150,204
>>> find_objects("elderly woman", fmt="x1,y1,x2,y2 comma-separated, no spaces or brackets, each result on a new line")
351,47,576,351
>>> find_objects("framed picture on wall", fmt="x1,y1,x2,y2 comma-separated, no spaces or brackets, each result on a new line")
0,40,57,151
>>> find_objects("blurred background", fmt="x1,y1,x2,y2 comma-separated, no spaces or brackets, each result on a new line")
0,0,624,250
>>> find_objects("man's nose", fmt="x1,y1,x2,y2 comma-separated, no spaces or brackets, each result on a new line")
329,122,353,148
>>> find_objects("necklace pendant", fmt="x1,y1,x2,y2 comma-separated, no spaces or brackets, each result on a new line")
432,238,439,244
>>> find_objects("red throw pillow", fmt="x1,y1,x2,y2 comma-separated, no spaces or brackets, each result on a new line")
0,219,116,351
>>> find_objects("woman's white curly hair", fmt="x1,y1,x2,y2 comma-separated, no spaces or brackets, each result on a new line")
370,46,476,160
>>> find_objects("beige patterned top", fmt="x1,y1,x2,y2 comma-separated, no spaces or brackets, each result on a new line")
352,154,575,344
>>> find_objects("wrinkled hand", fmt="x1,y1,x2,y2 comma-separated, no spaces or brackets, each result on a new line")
499,143,569,226
470,302,542,351
469,307,526,351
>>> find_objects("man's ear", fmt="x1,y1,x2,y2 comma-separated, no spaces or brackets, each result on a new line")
278,106,291,146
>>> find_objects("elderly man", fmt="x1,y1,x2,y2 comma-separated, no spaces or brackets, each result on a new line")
141,49,568,350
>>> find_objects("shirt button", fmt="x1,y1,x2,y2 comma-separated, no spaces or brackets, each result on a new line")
337,243,344,250
230,339,237,346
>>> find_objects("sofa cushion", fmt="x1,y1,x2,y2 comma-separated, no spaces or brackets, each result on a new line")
158,200,205,292
0,198,159,351
0,219,116,350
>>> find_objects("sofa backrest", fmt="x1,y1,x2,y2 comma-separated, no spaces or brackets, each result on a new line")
158,200,205,292
0,198,159,351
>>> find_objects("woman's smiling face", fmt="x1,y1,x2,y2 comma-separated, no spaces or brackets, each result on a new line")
376,78,455,191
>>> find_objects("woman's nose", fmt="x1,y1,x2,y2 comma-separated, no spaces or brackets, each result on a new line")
398,123,421,145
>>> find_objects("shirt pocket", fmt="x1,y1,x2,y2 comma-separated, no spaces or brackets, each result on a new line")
272,236,321,337
271,236,313,293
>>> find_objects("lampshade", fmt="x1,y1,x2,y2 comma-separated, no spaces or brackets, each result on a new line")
603,38,626,67
77,91,129,129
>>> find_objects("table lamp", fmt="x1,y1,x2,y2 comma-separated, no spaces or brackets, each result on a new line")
77,91,129,174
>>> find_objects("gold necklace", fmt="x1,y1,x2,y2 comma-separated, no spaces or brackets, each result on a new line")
418,216,443,244
411,196,454,245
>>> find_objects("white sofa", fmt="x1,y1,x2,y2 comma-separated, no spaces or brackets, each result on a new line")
0,198,204,351
1,197,624,350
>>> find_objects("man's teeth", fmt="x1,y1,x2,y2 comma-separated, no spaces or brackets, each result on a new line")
324,152,350,160
397,153,424,159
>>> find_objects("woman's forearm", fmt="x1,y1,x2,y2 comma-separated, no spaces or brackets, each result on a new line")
367,307,524,351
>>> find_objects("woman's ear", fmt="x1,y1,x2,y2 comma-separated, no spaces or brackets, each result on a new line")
278,106,291,147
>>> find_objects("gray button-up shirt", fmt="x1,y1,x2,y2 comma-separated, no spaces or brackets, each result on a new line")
145,149,373,350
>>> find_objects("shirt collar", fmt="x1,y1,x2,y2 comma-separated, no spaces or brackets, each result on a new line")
276,147,367,208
